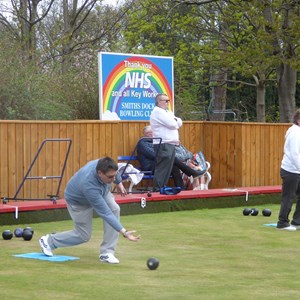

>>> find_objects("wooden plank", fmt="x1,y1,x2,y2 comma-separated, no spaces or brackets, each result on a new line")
65,123,74,183
8,123,16,198
15,124,24,198
226,124,235,187
179,122,189,148
51,123,60,197
186,123,197,153
22,123,32,199
196,123,204,152
265,126,271,187
112,122,121,159
104,123,112,157
86,123,93,161
99,123,107,158
259,125,266,186
253,124,261,186
93,123,100,159
268,124,274,185
202,123,213,167
24,123,37,198
58,123,69,196
72,122,81,173
234,124,243,187
45,123,54,198
37,123,46,198
79,123,87,166
273,124,279,185
0,123,9,198
240,124,248,186
211,124,221,188
219,124,227,187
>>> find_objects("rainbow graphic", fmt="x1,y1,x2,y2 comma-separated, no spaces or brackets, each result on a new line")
99,53,173,120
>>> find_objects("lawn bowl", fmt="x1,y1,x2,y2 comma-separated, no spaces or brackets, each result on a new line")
147,257,159,270
2,230,13,240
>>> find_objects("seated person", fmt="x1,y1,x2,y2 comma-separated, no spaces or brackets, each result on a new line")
175,144,209,190
137,126,205,189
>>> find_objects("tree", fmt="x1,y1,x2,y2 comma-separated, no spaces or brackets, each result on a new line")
1,0,299,121
0,0,135,119
199,0,300,122
121,0,209,120
0,0,55,60
122,0,278,121
275,1,300,122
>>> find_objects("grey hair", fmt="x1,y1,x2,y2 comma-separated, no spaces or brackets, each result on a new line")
143,125,152,134
155,93,167,106
293,109,300,125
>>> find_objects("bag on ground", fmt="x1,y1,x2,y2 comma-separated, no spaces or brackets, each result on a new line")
160,186,182,195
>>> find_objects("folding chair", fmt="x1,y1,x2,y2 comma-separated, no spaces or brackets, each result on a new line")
117,137,162,193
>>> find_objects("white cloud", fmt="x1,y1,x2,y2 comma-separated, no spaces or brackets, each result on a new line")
102,110,121,120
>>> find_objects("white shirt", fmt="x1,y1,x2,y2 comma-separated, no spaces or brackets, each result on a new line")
281,124,300,173
150,106,182,145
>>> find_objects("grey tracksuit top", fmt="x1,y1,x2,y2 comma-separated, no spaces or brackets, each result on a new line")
64,159,123,232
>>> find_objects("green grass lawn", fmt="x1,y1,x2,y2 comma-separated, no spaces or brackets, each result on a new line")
0,204,299,300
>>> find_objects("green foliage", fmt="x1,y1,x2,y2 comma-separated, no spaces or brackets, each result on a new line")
0,38,73,119
1,0,300,121
0,1,122,120
121,0,206,119
196,0,300,121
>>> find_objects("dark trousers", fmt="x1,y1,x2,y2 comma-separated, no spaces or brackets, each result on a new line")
171,159,199,188
174,158,198,177
170,165,184,188
277,168,300,227
153,143,175,189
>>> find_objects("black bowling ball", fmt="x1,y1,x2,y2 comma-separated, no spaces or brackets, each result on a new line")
22,229,33,241
2,230,13,240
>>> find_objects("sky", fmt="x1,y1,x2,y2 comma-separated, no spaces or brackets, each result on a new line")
105,0,122,5
0,0,123,14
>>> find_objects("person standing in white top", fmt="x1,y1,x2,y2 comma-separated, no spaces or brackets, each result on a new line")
150,93,182,190
277,109,300,231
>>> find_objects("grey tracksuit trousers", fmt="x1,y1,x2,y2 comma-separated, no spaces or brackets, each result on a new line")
47,191,120,255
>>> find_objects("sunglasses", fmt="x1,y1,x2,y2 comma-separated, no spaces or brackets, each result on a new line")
160,99,170,103
104,173,116,179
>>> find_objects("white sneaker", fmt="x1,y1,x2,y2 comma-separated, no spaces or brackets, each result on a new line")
291,225,300,230
39,234,53,256
276,225,296,232
99,253,119,264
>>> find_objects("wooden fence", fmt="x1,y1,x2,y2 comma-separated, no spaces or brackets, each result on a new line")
0,120,289,200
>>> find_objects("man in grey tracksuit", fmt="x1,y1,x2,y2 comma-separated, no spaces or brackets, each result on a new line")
39,157,140,264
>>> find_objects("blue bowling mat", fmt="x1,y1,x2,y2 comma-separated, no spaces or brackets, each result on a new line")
263,223,277,227
14,252,80,262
